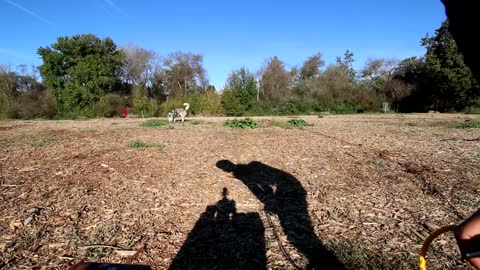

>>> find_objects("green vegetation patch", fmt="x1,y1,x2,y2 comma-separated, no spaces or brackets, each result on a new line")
224,118,258,129
28,134,60,147
128,139,165,149
456,119,480,129
268,118,311,129
139,119,169,128
287,119,308,128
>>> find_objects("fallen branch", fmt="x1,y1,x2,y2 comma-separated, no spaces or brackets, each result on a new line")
81,245,123,250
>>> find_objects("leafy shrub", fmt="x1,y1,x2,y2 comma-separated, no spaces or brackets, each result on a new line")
464,105,480,114
139,119,168,128
221,90,246,116
159,92,223,117
349,84,383,113
287,119,308,128
6,102,21,119
269,119,310,129
3,91,57,119
39,90,58,118
159,99,184,116
332,101,357,114
268,120,290,129
278,97,319,115
224,118,258,129
28,134,60,147
128,139,165,149
244,102,278,116
97,93,125,117
128,140,147,148
190,120,203,125
202,92,224,115
278,99,299,115
456,119,480,129
133,86,149,117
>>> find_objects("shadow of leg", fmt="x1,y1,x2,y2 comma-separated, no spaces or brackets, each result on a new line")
217,160,345,269
169,188,267,270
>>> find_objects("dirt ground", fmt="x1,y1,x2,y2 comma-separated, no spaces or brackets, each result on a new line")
1,114,479,269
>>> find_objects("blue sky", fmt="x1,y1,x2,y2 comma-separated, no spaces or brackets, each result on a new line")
1,0,446,89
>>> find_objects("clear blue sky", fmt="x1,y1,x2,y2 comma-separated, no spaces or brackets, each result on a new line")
1,0,446,90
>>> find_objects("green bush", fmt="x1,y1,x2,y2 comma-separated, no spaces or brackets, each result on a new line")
313,93,335,112
39,90,58,118
221,90,246,116
278,99,300,115
128,139,165,149
97,93,125,117
128,139,147,148
6,102,21,119
245,102,276,116
287,119,308,128
332,101,357,114
456,119,480,129
268,120,290,129
159,92,223,117
352,88,382,112
139,119,168,128
278,97,319,115
464,105,480,114
190,91,223,115
133,86,149,117
224,118,258,129
5,91,56,119
148,99,162,117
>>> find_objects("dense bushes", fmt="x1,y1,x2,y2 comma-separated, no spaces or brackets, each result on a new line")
97,93,125,117
2,90,57,119
2,20,479,120
161,91,223,116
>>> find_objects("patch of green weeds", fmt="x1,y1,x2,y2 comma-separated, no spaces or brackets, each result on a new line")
224,118,258,129
456,119,480,129
139,119,168,128
128,139,165,149
28,134,60,147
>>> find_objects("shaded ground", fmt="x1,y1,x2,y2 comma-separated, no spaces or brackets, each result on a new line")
1,114,479,269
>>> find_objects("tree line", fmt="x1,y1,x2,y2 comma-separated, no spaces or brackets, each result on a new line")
0,20,478,119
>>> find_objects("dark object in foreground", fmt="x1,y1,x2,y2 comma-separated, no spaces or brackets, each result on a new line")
465,250,480,260
216,160,345,269
168,188,267,270
69,262,151,270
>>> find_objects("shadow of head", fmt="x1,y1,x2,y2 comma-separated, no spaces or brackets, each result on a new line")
216,159,235,172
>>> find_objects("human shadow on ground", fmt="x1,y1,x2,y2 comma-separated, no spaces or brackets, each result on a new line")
168,188,267,270
216,160,345,269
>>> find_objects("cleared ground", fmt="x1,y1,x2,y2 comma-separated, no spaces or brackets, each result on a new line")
1,114,479,269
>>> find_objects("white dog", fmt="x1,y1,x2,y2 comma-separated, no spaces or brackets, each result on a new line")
167,103,190,123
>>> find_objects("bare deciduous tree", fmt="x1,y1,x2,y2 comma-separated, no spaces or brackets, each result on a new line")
300,53,324,80
120,43,155,87
163,51,208,98
258,56,290,104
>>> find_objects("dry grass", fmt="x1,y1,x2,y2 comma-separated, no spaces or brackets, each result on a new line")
1,114,479,269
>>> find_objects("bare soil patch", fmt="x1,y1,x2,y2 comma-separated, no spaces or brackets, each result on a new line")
1,114,479,269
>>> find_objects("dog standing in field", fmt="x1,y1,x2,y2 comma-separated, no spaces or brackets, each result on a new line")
167,103,190,123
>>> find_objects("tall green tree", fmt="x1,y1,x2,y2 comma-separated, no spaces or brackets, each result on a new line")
223,67,257,109
421,20,477,111
38,34,124,114
336,50,356,81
